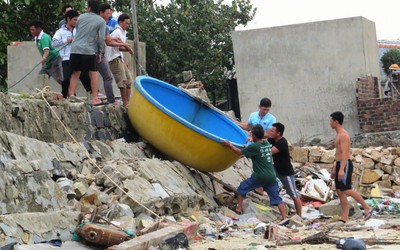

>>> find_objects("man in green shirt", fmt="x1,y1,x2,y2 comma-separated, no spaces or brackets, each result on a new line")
223,124,287,219
29,20,63,85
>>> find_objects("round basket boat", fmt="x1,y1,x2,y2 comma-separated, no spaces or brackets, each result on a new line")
127,76,247,172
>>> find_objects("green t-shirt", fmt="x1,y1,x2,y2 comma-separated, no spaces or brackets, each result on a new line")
241,141,277,184
35,32,59,68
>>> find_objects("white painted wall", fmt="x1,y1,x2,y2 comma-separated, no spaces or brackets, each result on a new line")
232,17,380,144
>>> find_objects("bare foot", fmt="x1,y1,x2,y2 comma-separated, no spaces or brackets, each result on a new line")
92,99,103,106
254,187,264,195
364,207,373,221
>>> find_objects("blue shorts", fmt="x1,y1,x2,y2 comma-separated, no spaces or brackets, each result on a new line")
237,177,283,206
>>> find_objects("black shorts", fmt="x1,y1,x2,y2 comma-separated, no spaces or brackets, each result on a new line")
70,54,97,72
335,160,353,191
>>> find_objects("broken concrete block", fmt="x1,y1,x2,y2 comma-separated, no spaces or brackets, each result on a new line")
351,148,364,155
392,185,400,193
390,147,400,155
309,147,321,163
242,199,258,214
381,155,395,166
393,176,400,186
362,169,384,184
318,198,362,218
379,164,393,175
378,180,392,189
394,157,400,167
288,214,305,228
79,193,102,208
221,206,239,218
290,147,309,163
393,167,400,176
108,204,134,220
354,154,363,163
320,150,335,163
73,182,88,198
362,157,376,169
363,147,382,162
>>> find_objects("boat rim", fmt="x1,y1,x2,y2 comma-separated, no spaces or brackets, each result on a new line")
134,76,247,148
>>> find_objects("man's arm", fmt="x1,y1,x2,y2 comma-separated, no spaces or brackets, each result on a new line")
41,48,49,64
222,140,243,156
105,34,125,47
52,30,68,48
233,120,251,131
119,43,134,54
270,146,279,155
337,133,351,181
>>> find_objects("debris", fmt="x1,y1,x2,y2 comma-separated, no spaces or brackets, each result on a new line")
265,223,290,241
74,223,133,247
300,177,330,202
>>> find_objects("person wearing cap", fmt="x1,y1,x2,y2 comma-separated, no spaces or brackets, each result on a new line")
383,64,400,97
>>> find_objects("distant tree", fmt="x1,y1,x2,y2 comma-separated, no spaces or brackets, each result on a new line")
381,49,400,75
0,0,85,93
112,0,256,100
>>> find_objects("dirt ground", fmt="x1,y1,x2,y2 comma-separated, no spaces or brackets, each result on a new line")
189,216,400,250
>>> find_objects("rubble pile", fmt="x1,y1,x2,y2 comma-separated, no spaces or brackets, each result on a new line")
290,145,400,198
1,94,400,249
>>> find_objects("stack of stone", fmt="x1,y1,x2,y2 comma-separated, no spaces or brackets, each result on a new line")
289,146,400,196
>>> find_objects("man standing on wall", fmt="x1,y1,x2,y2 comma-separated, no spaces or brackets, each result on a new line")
52,10,91,98
29,20,63,88
106,13,134,107
69,0,105,106
98,3,132,106
330,111,373,222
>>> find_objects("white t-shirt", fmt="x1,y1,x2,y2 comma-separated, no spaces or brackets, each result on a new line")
106,25,126,62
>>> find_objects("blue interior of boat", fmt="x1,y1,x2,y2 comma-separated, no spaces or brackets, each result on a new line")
135,76,247,146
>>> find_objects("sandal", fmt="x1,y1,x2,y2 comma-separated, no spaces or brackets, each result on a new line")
364,210,373,221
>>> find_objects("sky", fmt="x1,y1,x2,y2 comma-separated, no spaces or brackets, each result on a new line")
236,0,400,40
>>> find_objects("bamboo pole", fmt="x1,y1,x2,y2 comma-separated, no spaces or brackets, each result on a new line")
130,0,140,77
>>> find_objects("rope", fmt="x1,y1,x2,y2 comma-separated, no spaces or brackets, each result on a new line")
39,89,160,218
8,42,69,91
7,61,42,90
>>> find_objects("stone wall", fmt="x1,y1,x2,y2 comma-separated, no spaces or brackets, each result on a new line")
356,76,400,132
290,145,400,196
0,92,135,143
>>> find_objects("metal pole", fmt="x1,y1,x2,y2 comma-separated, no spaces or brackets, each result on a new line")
130,0,140,77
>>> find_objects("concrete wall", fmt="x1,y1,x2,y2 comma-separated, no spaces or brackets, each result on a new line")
232,16,380,144
7,41,146,97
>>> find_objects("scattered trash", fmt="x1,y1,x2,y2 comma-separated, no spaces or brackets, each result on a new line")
336,237,366,250
254,223,267,235
74,223,133,247
300,177,330,202
365,219,385,228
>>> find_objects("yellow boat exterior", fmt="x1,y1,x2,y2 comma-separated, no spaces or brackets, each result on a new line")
127,82,243,172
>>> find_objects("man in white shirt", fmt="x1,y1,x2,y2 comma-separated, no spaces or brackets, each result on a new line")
52,10,91,98
106,13,134,107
